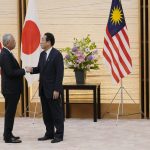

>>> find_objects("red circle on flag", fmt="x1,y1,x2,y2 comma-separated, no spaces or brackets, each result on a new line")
22,20,40,55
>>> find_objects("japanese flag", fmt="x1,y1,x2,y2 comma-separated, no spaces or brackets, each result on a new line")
21,0,41,86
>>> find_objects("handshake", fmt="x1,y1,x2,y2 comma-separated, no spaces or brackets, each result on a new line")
25,67,33,73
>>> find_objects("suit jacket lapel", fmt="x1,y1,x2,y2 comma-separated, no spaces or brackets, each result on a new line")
43,48,55,69
11,53,19,66
3,48,19,67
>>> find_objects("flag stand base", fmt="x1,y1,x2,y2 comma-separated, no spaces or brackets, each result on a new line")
23,86,42,124
102,80,144,125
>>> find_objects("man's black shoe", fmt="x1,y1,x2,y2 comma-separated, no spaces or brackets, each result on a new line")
5,138,22,143
38,136,53,141
3,135,20,140
51,138,63,143
11,135,20,140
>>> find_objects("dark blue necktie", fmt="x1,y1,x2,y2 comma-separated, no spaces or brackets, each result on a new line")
43,52,47,66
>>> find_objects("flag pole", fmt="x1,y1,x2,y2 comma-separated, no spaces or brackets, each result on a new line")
121,79,123,115
17,0,24,116
21,0,29,117
117,80,145,125
102,78,145,124
116,79,124,125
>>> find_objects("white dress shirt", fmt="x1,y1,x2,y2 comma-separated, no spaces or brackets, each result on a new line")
45,47,52,60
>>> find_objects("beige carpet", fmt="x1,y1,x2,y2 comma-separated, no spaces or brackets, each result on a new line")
0,118,150,150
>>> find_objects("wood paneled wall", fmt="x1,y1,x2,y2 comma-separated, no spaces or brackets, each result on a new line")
0,0,18,101
0,0,141,116
0,0,22,115
30,0,140,104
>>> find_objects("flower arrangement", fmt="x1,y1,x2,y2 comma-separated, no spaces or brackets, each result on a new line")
63,35,99,71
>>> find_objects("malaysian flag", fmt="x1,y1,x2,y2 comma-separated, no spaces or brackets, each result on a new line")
103,0,132,83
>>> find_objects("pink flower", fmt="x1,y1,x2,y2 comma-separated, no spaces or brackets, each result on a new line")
75,51,83,56
76,54,85,63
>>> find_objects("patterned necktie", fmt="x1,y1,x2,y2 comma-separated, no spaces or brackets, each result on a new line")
43,52,47,66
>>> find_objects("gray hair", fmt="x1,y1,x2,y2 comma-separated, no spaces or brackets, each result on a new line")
2,33,12,47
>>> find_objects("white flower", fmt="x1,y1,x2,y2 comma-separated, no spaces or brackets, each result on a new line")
87,65,90,70
65,62,72,68
68,62,72,66
74,64,79,68
85,48,90,52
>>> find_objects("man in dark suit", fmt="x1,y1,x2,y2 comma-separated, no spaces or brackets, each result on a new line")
0,34,25,143
26,32,64,143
